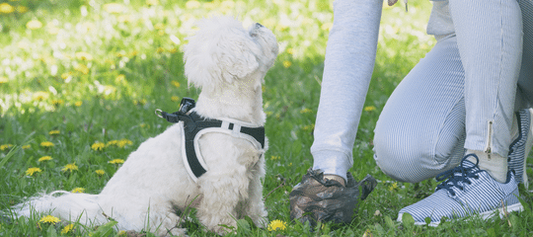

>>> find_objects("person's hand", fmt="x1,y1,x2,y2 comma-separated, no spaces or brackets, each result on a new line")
289,169,377,226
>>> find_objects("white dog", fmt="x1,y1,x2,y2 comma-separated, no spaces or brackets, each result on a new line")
11,16,279,236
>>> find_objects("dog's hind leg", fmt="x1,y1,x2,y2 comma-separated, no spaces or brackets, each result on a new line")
196,172,249,235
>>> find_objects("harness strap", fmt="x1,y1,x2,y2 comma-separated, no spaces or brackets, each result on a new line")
156,98,265,181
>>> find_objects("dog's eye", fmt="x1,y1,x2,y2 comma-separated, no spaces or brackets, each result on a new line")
255,23,263,28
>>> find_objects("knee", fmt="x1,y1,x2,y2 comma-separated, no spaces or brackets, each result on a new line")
373,119,430,183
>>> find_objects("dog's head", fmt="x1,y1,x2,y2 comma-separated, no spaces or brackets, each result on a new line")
183,16,278,91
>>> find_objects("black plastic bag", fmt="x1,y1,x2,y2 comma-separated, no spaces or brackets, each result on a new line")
289,169,377,226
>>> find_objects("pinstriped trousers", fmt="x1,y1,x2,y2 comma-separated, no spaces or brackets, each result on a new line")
374,0,532,183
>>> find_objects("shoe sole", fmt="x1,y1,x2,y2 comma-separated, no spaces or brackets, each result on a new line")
400,202,524,227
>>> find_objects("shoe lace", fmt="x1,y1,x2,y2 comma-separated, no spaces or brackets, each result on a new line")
435,154,482,196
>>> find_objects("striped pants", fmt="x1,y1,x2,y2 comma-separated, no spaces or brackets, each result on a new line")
374,0,533,183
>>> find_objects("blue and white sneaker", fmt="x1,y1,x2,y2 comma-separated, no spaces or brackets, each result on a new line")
397,154,523,226
508,108,533,189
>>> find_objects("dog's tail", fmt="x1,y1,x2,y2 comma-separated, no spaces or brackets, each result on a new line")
10,191,108,225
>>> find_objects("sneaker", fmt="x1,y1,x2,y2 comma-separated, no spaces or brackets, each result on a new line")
508,108,533,189
397,154,523,226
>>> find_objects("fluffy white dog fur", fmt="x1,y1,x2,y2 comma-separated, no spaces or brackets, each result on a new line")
11,16,279,236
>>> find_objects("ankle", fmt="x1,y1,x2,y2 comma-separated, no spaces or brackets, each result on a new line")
466,149,508,183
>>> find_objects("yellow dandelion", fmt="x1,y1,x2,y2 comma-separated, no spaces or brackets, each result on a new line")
364,105,376,112
74,64,89,75
271,155,280,160
300,108,312,114
117,139,132,148
140,123,148,128
22,145,31,150
389,182,398,191
71,187,85,193
61,72,72,80
95,169,105,176
171,96,180,102
303,124,315,131
40,141,55,147
75,101,83,107
133,99,147,105
16,6,28,14
146,0,159,6
75,52,93,61
49,130,60,135
267,219,287,231
106,140,118,147
109,159,125,164
115,74,126,83
38,156,52,162
25,167,42,176
286,48,295,55
154,23,165,30
129,51,138,57
282,61,292,68
32,91,50,101
39,215,60,224
171,81,180,88
0,3,15,14
62,163,78,172
0,76,8,84
0,144,13,151
91,142,105,151
52,99,64,106
26,20,43,30
185,0,201,9
61,224,74,234
103,3,125,13
363,229,373,237
169,48,178,54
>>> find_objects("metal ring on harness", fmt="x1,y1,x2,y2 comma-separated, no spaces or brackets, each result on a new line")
155,109,163,118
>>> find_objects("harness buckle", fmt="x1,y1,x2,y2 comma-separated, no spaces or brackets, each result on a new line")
179,97,196,114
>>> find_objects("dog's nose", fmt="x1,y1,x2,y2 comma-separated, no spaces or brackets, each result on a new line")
255,23,263,28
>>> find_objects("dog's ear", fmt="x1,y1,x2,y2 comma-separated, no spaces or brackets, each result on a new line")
217,38,260,84
183,17,260,90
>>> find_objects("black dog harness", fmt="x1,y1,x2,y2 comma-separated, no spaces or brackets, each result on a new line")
156,98,265,182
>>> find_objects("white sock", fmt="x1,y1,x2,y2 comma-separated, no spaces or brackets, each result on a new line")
466,149,508,183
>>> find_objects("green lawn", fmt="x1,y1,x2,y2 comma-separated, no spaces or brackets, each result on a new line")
1,0,532,236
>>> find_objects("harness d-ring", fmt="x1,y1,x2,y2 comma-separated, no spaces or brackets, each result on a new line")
155,109,163,118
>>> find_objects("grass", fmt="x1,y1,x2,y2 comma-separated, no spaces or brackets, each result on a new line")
1,0,532,236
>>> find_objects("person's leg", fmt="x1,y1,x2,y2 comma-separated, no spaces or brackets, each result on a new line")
451,0,523,183
373,36,466,183
395,0,525,225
